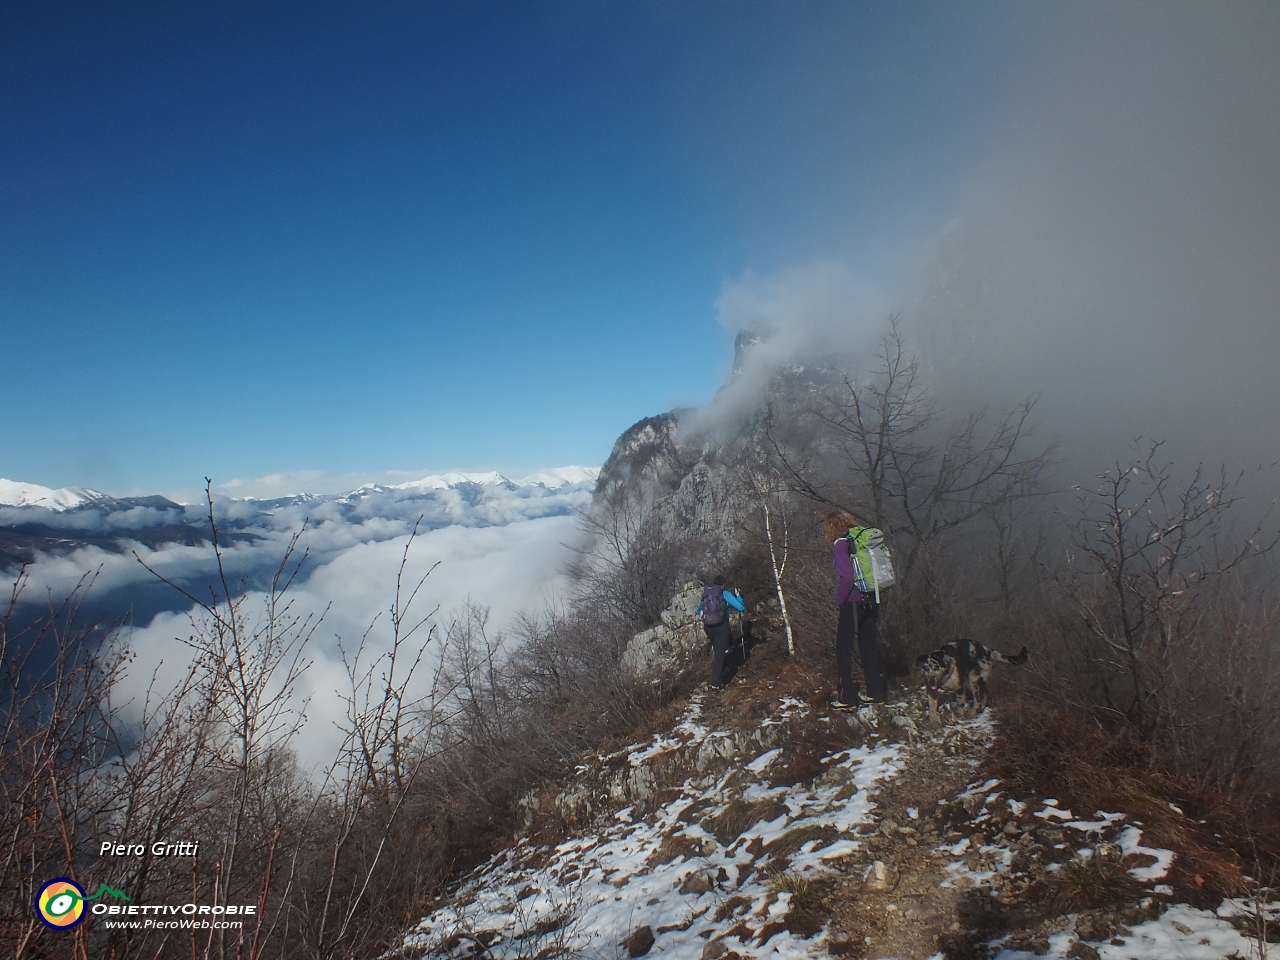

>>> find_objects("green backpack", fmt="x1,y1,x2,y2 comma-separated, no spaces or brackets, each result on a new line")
848,527,896,602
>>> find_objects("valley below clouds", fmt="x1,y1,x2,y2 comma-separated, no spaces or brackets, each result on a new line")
1,469,597,770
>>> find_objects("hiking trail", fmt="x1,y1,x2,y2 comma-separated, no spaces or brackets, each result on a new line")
393,682,1279,960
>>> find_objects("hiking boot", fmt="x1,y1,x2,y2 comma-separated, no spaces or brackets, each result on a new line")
830,698,861,711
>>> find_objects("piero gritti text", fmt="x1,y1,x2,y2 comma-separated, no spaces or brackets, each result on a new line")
101,841,199,857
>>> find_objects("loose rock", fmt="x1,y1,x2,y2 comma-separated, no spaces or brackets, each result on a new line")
624,925,655,957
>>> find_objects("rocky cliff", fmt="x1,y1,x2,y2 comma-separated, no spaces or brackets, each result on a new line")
588,329,850,567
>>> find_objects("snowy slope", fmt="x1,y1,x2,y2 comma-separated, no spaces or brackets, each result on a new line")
386,466,598,493
399,695,905,960
0,478,104,510
394,691,1280,960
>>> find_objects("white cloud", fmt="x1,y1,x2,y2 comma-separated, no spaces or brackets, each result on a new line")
678,261,891,438
101,512,584,774
4,470,595,774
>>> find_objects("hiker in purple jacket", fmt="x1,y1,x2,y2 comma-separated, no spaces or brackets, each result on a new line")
696,575,745,691
826,511,886,708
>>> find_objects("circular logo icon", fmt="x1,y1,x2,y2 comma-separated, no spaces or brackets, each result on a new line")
36,878,87,929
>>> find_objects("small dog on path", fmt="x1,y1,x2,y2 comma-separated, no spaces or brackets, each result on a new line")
915,639,1029,721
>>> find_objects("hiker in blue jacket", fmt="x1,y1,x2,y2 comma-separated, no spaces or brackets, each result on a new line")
697,575,745,691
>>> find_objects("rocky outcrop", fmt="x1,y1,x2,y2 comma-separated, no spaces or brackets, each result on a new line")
618,582,705,678
515,694,807,834
594,413,688,499
586,333,850,574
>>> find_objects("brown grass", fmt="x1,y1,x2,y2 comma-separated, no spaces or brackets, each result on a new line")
600,694,689,753
984,696,1280,904
771,722,863,787
647,831,705,866
782,907,825,939
1052,853,1147,911
702,797,790,846
713,895,755,922
763,824,840,860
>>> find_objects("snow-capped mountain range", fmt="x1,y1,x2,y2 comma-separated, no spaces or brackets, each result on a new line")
0,478,108,511
0,467,599,513
0,467,599,575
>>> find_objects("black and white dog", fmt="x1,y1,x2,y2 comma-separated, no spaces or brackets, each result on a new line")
915,639,1029,721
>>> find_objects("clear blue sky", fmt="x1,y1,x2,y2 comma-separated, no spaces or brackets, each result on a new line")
4,2,1276,497
0,2,1003,493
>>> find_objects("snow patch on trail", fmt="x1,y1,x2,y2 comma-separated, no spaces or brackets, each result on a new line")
400,696,905,960
394,690,1280,960
1115,824,1174,882
990,902,1280,959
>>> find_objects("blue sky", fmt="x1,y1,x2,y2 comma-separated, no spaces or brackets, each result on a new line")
3,2,1277,498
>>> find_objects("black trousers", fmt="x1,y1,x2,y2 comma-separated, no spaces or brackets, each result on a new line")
704,619,731,687
836,601,884,702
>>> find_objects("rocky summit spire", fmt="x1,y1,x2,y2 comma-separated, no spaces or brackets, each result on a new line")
731,327,768,376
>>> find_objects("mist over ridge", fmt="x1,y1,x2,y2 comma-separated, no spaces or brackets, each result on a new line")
703,4,1278,496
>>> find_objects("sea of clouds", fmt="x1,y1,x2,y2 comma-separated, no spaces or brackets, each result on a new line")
4,471,597,772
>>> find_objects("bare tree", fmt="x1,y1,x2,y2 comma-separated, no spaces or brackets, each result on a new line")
90,650,220,960
569,479,695,630
297,520,448,960
764,317,1053,655
734,437,797,655
135,481,321,960
792,319,1049,572
1057,441,1278,746
0,568,125,960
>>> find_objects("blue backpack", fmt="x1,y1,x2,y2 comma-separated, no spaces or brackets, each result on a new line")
701,583,727,626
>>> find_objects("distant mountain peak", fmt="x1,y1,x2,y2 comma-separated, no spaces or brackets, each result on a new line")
388,470,512,492
0,478,105,511
382,466,599,495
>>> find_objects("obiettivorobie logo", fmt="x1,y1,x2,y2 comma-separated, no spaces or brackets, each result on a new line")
35,877,259,932
35,878,131,930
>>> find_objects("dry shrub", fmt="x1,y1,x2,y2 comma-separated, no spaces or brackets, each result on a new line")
771,721,863,787
778,538,840,665
764,824,840,860
607,696,689,750
702,797,790,846
1053,852,1146,911
985,695,1280,903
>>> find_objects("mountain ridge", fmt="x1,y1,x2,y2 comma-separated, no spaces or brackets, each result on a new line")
394,666,1278,960
0,467,600,512
0,466,599,576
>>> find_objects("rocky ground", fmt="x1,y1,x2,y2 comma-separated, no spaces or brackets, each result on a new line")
392,674,1279,960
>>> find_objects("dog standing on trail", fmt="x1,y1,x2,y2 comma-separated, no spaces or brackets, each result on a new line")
915,639,1029,721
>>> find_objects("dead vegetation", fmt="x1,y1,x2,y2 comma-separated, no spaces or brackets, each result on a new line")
770,720,864,788
702,798,790,847
984,695,1280,906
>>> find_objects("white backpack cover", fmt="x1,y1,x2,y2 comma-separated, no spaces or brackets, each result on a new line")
849,527,896,602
